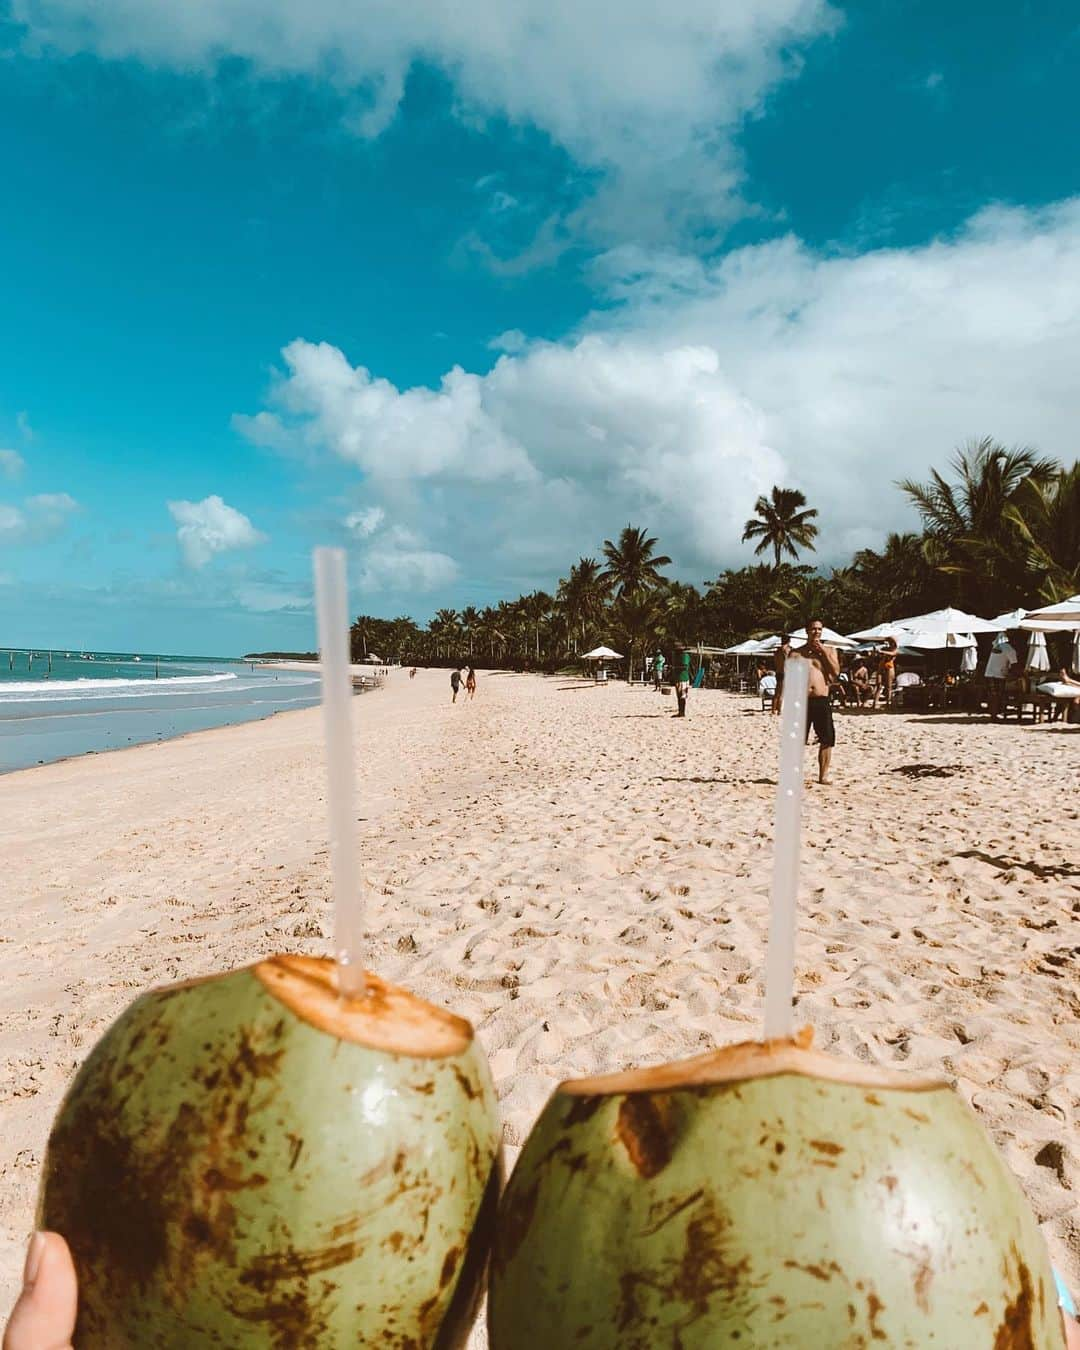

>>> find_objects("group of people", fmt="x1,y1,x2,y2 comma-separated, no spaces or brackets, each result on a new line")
984,633,1080,720
449,666,477,702
764,634,899,718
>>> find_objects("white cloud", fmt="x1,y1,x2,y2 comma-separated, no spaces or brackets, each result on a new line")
0,491,79,544
167,494,266,568
242,339,538,483
238,197,1080,590
344,506,385,538
11,0,839,243
0,450,24,478
587,197,1080,556
354,525,459,595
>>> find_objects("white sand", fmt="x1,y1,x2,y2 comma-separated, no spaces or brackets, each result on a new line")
2,668,1078,1336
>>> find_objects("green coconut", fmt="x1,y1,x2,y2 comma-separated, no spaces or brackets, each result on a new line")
39,955,501,1348
489,1035,1065,1349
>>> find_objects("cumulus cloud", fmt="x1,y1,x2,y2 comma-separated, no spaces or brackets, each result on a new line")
167,494,266,568
0,450,24,478
345,506,385,538
241,333,786,575
237,197,1080,588
11,0,838,243
354,526,459,595
589,196,1080,554
0,491,80,544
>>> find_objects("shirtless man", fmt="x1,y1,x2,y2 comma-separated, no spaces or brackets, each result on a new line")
799,619,840,784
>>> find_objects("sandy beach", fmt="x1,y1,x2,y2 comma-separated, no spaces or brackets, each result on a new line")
2,667,1078,1336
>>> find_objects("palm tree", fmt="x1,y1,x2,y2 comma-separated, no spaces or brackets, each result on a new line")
741,487,819,567
1001,462,1080,603
612,591,662,682
429,608,460,660
520,591,553,664
899,438,1059,610
557,557,607,650
459,606,481,658
600,526,672,598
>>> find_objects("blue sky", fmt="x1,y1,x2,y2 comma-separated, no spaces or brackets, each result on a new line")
1,0,1078,654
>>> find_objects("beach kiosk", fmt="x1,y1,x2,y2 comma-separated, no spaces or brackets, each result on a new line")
581,645,623,683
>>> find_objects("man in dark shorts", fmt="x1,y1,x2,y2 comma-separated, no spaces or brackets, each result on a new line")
450,668,462,702
800,620,840,784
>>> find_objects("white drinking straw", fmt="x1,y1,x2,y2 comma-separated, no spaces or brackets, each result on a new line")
763,654,811,1040
313,547,366,998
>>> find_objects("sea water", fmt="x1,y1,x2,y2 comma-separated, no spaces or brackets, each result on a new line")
0,650,322,773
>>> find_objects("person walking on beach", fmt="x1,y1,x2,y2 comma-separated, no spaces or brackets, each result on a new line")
800,619,840,784
450,668,462,703
653,650,666,690
465,666,477,700
984,632,1016,720
772,635,792,714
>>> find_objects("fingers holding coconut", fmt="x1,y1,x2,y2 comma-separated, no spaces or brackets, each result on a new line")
3,1232,77,1350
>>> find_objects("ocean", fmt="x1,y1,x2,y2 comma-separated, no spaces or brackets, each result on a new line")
0,650,322,773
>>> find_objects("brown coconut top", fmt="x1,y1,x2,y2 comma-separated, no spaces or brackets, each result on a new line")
254,955,474,1059
560,1029,945,1096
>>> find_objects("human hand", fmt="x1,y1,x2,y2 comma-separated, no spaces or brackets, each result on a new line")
3,1233,76,1350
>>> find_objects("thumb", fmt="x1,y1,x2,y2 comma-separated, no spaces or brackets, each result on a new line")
3,1233,78,1350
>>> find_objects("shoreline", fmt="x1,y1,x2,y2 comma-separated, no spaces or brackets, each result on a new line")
1,670,1077,1338
0,697,321,781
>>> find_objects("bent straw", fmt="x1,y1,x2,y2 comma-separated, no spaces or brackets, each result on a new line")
763,655,811,1040
313,547,366,999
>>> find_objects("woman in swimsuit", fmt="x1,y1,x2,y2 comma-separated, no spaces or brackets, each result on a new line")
876,637,897,708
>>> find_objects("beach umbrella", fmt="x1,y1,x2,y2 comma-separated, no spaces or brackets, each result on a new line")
790,626,857,648
1025,632,1050,673
721,639,764,655
581,646,624,660
887,606,1001,635
895,629,977,651
960,645,978,673
989,608,1027,630
750,636,783,654
847,621,906,641
1024,594,1080,626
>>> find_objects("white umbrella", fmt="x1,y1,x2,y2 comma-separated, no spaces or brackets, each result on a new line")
989,608,1027,630
960,645,978,673
847,621,907,641
896,629,977,650
750,635,782,654
888,606,1001,635
581,646,624,660
721,639,765,655
1024,594,1080,626
790,625,857,648
1025,631,1050,673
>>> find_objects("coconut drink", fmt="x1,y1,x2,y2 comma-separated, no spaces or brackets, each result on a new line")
489,656,1066,1348
41,955,501,1347
38,551,501,1346
488,1030,1063,1347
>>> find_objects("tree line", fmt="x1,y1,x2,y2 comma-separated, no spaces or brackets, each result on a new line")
349,440,1079,673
